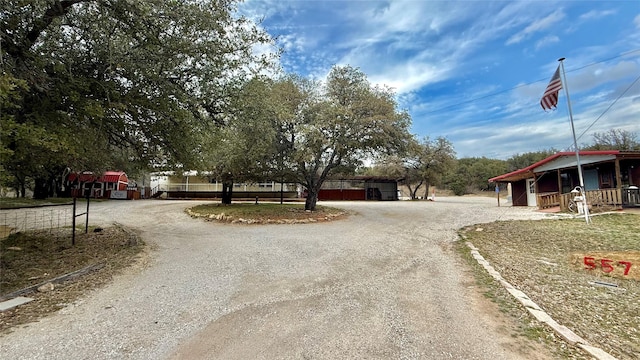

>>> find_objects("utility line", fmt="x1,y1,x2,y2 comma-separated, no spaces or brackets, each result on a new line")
572,73,640,146
420,48,640,116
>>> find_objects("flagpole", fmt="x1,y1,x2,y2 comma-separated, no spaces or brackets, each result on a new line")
558,57,590,224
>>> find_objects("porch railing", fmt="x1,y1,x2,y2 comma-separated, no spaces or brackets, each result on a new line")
537,192,560,209
556,188,623,212
164,183,297,192
622,187,640,206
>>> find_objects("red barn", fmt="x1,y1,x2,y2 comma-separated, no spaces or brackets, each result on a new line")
68,171,128,198
100,171,129,191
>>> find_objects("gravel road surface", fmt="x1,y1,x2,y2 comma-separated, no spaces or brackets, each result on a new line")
0,197,555,359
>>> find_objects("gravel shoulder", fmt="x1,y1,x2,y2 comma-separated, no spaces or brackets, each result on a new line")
1,197,558,359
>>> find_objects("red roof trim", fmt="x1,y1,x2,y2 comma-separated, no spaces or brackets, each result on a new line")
102,171,126,176
99,171,127,183
68,171,127,183
100,175,122,183
489,151,620,183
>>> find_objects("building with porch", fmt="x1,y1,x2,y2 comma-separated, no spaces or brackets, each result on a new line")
150,171,299,200
150,172,399,201
489,151,640,211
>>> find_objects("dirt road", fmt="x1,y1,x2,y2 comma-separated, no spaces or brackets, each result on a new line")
0,197,555,359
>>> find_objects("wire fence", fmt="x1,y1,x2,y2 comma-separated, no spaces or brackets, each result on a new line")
0,206,75,240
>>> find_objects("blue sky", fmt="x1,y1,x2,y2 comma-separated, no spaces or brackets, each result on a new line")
239,0,640,159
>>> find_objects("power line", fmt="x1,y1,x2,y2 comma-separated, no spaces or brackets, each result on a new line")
420,48,640,116
574,73,640,145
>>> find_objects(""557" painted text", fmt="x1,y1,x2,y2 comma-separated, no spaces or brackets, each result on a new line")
583,257,632,275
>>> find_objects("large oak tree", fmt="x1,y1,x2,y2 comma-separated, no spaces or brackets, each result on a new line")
282,66,412,210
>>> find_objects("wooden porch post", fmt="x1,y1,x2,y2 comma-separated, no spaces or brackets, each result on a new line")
556,169,562,194
533,174,539,208
615,158,622,189
615,157,622,207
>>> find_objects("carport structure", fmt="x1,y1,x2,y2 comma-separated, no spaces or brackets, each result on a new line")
318,176,399,201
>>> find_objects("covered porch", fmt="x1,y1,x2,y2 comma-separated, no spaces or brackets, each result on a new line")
537,188,638,212
490,151,640,212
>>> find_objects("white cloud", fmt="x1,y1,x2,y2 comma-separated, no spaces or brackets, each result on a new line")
535,35,559,50
328,1,543,94
278,33,305,53
368,62,450,94
567,60,640,93
580,9,616,21
506,9,565,45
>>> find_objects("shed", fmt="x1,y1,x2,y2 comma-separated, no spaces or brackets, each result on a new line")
100,171,129,191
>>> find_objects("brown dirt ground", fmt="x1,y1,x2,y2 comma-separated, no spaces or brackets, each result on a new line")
459,213,640,360
0,225,147,333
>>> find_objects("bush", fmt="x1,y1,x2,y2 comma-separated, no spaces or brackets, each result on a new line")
449,180,467,196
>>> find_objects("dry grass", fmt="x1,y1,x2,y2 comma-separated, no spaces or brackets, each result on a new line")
0,197,74,209
0,225,145,333
459,213,640,359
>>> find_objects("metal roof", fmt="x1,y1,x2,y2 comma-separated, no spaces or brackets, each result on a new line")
489,151,624,183
534,154,616,172
68,171,127,183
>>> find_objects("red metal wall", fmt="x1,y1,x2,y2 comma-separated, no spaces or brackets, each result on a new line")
318,189,366,200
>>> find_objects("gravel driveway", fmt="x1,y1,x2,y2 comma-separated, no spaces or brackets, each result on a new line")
0,197,555,359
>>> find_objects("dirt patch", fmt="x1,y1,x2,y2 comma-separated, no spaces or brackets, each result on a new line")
0,225,12,240
569,251,640,280
460,213,640,359
186,203,349,224
0,225,147,333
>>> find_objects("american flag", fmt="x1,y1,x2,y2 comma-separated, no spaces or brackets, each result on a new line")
540,65,563,110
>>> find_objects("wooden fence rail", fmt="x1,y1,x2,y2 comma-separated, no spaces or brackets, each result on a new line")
537,192,560,209
555,188,623,212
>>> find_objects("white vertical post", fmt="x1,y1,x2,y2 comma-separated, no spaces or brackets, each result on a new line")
558,58,590,224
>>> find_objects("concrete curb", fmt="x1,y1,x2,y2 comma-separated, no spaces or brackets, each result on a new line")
0,296,34,312
464,240,618,360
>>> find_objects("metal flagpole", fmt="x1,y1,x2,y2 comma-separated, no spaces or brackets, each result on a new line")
558,57,590,224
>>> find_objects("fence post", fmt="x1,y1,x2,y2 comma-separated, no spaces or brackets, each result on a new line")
71,196,91,246
72,197,77,246
85,196,90,234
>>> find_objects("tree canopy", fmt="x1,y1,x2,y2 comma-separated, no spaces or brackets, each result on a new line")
505,150,557,172
279,66,412,210
447,157,508,195
373,136,455,199
1,0,275,197
583,129,640,151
